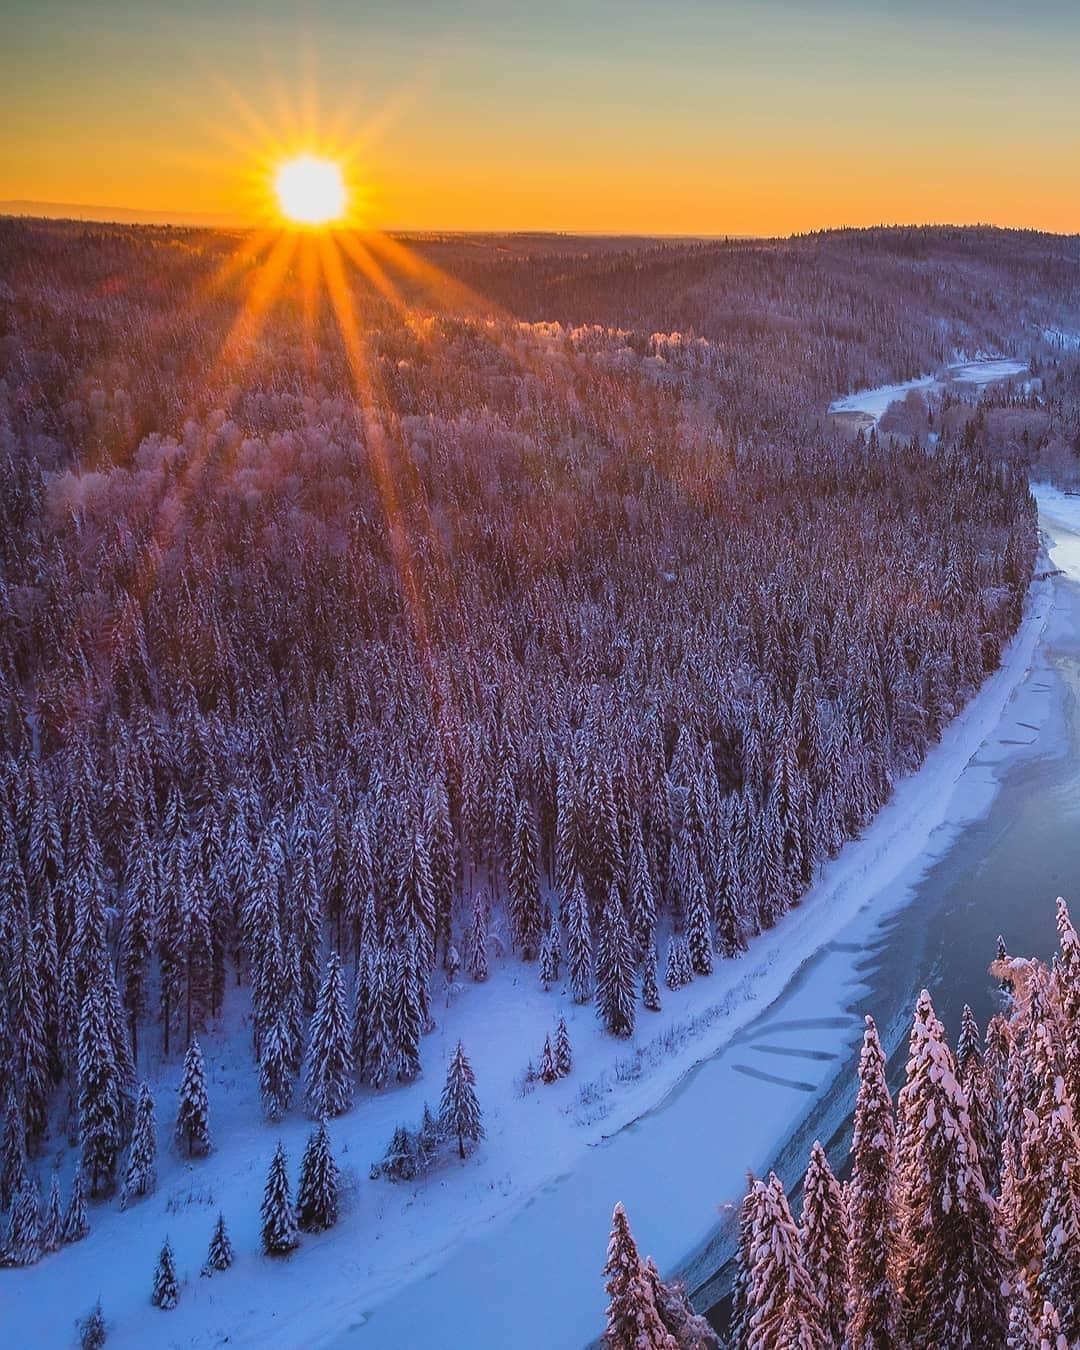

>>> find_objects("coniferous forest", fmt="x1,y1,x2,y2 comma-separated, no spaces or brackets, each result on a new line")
2,218,1080,1342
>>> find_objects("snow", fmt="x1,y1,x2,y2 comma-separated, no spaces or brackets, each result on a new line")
12,450,1076,1350
829,357,1030,424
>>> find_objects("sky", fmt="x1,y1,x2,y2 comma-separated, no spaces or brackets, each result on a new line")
1,0,1078,235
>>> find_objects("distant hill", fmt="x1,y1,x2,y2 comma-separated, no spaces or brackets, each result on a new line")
0,199,251,228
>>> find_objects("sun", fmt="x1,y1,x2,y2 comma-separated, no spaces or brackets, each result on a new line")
274,155,347,226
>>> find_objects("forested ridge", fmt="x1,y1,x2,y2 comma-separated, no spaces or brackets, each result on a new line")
0,221,1070,1286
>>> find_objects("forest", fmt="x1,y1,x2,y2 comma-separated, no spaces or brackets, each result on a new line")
0,219,1078,1339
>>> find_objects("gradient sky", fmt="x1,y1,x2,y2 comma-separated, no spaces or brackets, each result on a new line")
2,0,1078,234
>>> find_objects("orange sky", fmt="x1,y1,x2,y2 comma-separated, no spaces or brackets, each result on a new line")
2,0,1078,235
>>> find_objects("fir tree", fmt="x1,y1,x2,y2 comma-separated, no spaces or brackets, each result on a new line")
123,1082,157,1202
364,943,394,1090
601,1203,676,1350
151,1237,179,1309
297,1120,339,1233
744,1172,826,1350
439,1040,483,1160
78,985,121,1196
41,1170,63,1252
554,1016,573,1078
175,1037,212,1158
392,932,424,1082
0,1089,26,1210
304,952,354,1119
643,1257,720,1349
539,925,561,989
567,875,593,1004
63,1165,89,1243
682,851,713,977
4,1175,41,1266
595,884,636,1038
800,1141,849,1348
539,1035,559,1084
78,1299,107,1350
202,1212,234,1275
468,890,489,982
846,1016,900,1350
508,800,542,960
641,941,662,1012
259,1008,295,1123
1038,1112,1080,1342
261,1141,299,1256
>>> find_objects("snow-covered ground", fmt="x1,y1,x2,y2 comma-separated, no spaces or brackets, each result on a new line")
828,356,1029,422
10,411,1074,1350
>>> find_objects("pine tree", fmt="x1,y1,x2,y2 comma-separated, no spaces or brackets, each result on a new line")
304,952,354,1119
78,985,121,1196
601,1203,677,1350
800,1141,849,1347
643,1257,720,1349
554,1016,573,1078
468,890,489,982
4,1176,41,1266
1038,1112,1080,1342
846,1015,900,1350
539,925,561,989
744,1172,826,1350
123,1082,157,1202
63,1165,90,1243
625,820,657,961
392,932,424,1082
508,800,542,960
78,1298,107,1350
1,1089,26,1211
641,941,662,1012
41,1170,63,1252
259,1007,295,1122
260,1141,299,1256
439,1040,483,1160
682,851,713,977
151,1237,179,1309
595,885,636,1038
540,1035,559,1084
897,990,1007,1348
297,1120,339,1233
364,943,394,1090
567,875,593,1004
202,1212,234,1275
175,1037,212,1158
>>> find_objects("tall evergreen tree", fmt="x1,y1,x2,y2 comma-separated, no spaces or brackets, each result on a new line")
800,1141,849,1348
846,1015,900,1350
601,1203,677,1350
297,1120,339,1233
151,1237,179,1309
392,932,424,1082
78,985,121,1196
4,1175,41,1266
439,1040,483,1160
123,1081,157,1201
62,1165,89,1243
468,890,489,982
508,800,542,960
595,884,636,1038
554,1016,573,1078
641,941,662,1012
304,952,354,1119
259,1007,295,1123
175,1037,212,1158
41,1170,63,1252
260,1141,299,1256
567,875,593,1004
744,1172,826,1350
202,1211,234,1275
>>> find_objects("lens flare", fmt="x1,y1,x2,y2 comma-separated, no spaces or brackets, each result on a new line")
274,155,346,225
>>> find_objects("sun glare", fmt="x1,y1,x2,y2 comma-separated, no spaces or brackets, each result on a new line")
275,155,347,225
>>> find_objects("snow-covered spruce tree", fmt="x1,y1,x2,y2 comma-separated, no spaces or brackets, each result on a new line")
1054,896,1080,1116
896,989,1008,1348
364,943,394,1090
601,1203,676,1350
1037,1298,1069,1350
439,1040,483,1160
151,1237,179,1309
642,1256,720,1349
78,1298,107,1350
468,890,489,982
41,1170,63,1251
641,941,661,1012
567,875,593,1004
596,884,635,1038
540,1035,559,1085
682,850,713,977
4,1175,41,1266
625,820,657,961
63,1165,90,1243
1,1089,26,1210
799,1141,849,1347
392,931,424,1082
202,1211,234,1275
175,1037,212,1158
417,1102,443,1171
554,1016,573,1078
259,1007,295,1122
1005,1291,1038,1349
304,951,354,1119
123,1082,157,1202
261,1141,299,1256
1037,1111,1080,1342
297,1120,339,1233
539,925,560,989
743,1172,826,1350
78,984,122,1196
730,1173,762,1350
508,800,542,960
846,1015,900,1350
